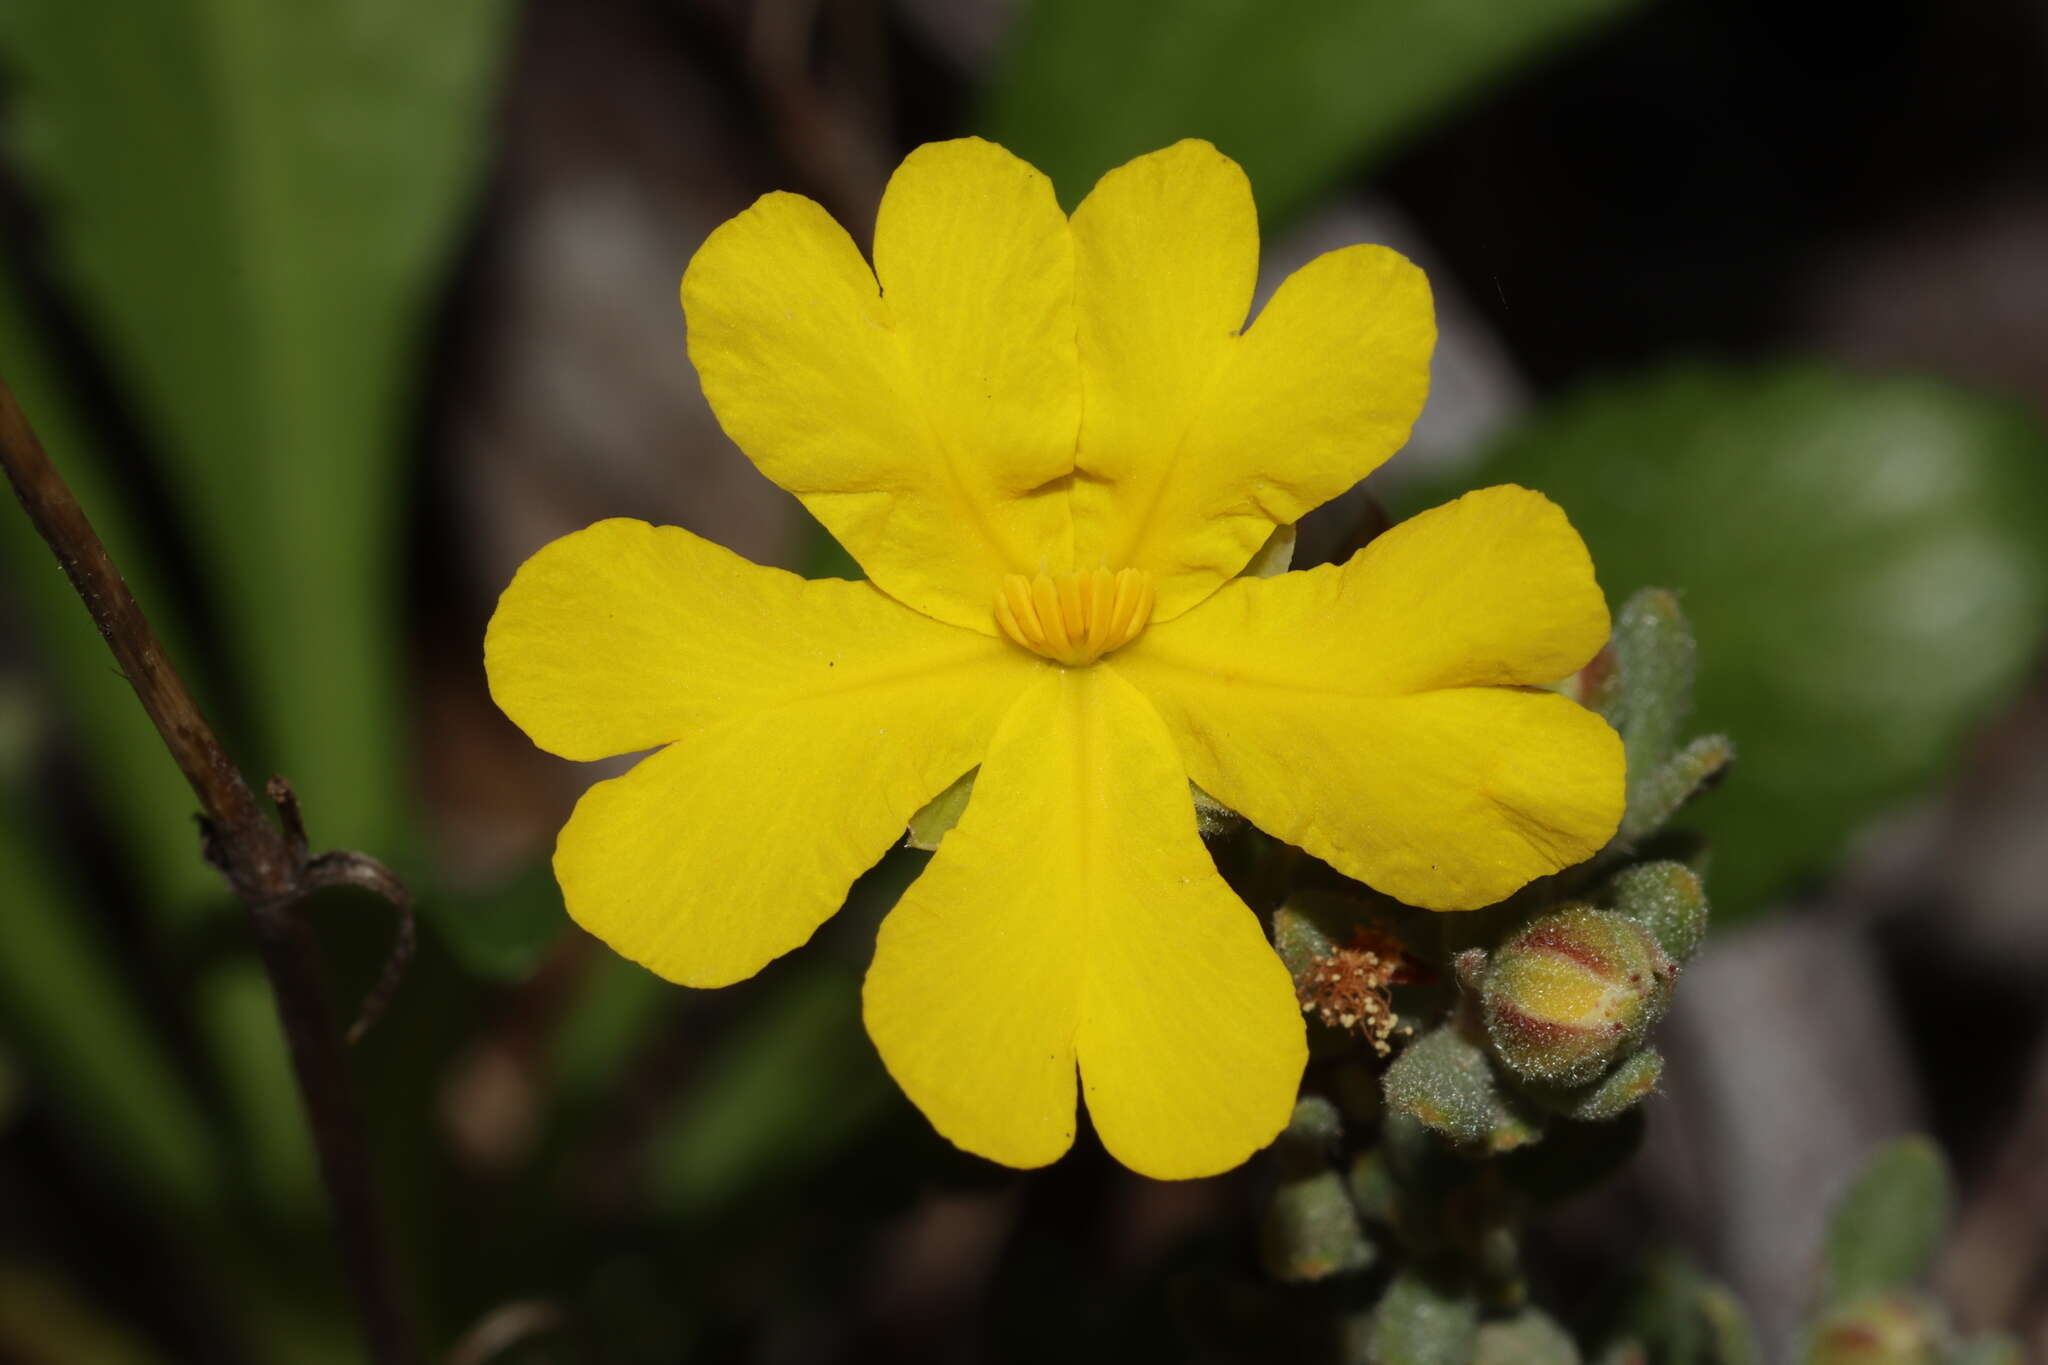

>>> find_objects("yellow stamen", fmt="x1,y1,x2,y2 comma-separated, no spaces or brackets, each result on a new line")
995,568,1155,665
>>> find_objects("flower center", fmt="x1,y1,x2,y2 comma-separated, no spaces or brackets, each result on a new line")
994,568,1155,666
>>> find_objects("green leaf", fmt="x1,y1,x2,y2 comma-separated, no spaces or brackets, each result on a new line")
1589,588,1698,782
983,0,1642,223
1584,590,1736,845
1823,1137,1954,1305
548,954,674,1105
1541,1047,1664,1122
1625,735,1735,847
1421,368,2048,921
1363,1269,1479,1365
0,0,514,861
195,962,318,1219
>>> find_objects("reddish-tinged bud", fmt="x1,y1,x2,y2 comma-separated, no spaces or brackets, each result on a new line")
1802,1293,1948,1365
1482,906,1676,1087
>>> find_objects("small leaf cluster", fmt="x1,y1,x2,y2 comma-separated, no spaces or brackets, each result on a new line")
1794,1139,2020,1365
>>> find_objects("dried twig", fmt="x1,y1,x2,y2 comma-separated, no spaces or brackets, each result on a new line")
0,370,421,1365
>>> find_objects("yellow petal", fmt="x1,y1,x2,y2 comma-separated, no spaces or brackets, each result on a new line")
681,138,1078,630
864,667,1305,1177
1149,486,1613,697
1069,140,1434,619
1116,488,1623,910
485,518,1036,985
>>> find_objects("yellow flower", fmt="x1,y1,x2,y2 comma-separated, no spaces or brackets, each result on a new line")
485,138,1625,1180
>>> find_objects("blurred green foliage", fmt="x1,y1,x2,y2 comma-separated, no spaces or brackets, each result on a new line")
1601,1253,1761,1365
1797,1140,2021,1365
0,0,513,864
1822,1138,1954,1309
1414,369,2048,921
0,1265,170,1365
985,0,1641,222
648,966,891,1218
0,792,222,1209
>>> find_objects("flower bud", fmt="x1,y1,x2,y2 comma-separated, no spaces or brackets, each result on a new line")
1383,1026,1541,1152
1482,906,1676,1087
1802,1293,1948,1365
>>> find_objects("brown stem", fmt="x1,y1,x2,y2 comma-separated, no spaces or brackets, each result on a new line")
0,370,421,1365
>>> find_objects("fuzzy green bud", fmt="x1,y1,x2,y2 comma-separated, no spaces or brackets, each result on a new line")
1383,1026,1542,1152
1483,906,1676,1087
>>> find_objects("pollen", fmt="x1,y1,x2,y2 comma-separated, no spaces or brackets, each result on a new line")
1296,927,1428,1058
994,567,1156,666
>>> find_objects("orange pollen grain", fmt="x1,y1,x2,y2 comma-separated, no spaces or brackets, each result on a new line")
995,568,1155,665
